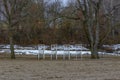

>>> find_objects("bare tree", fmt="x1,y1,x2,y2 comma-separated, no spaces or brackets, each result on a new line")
0,0,30,59
69,0,102,59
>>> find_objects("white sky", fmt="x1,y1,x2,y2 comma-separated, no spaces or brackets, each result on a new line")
62,0,69,6
62,0,68,4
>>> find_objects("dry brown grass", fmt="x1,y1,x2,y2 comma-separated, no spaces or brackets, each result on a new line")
0,54,120,80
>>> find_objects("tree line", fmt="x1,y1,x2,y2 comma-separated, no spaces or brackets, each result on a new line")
0,0,120,59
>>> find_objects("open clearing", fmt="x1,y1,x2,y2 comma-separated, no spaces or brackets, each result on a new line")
0,58,120,80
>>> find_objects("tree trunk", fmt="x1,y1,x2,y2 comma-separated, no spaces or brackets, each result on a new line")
91,46,99,59
9,36,15,59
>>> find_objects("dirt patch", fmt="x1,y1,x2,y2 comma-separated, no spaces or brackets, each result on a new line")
0,59,120,80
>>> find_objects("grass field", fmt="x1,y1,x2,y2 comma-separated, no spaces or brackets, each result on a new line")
0,55,120,80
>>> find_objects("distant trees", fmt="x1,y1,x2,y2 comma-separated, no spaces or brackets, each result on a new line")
0,0,120,59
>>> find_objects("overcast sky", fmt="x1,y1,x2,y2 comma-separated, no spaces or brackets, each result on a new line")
62,0,68,4
62,0,70,6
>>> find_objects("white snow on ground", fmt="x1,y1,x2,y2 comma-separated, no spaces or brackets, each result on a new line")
14,50,91,55
103,44,120,50
112,44,120,50
0,50,4,53
0,49,119,56
0,44,120,56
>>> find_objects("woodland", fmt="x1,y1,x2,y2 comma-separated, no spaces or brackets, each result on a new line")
0,0,120,59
